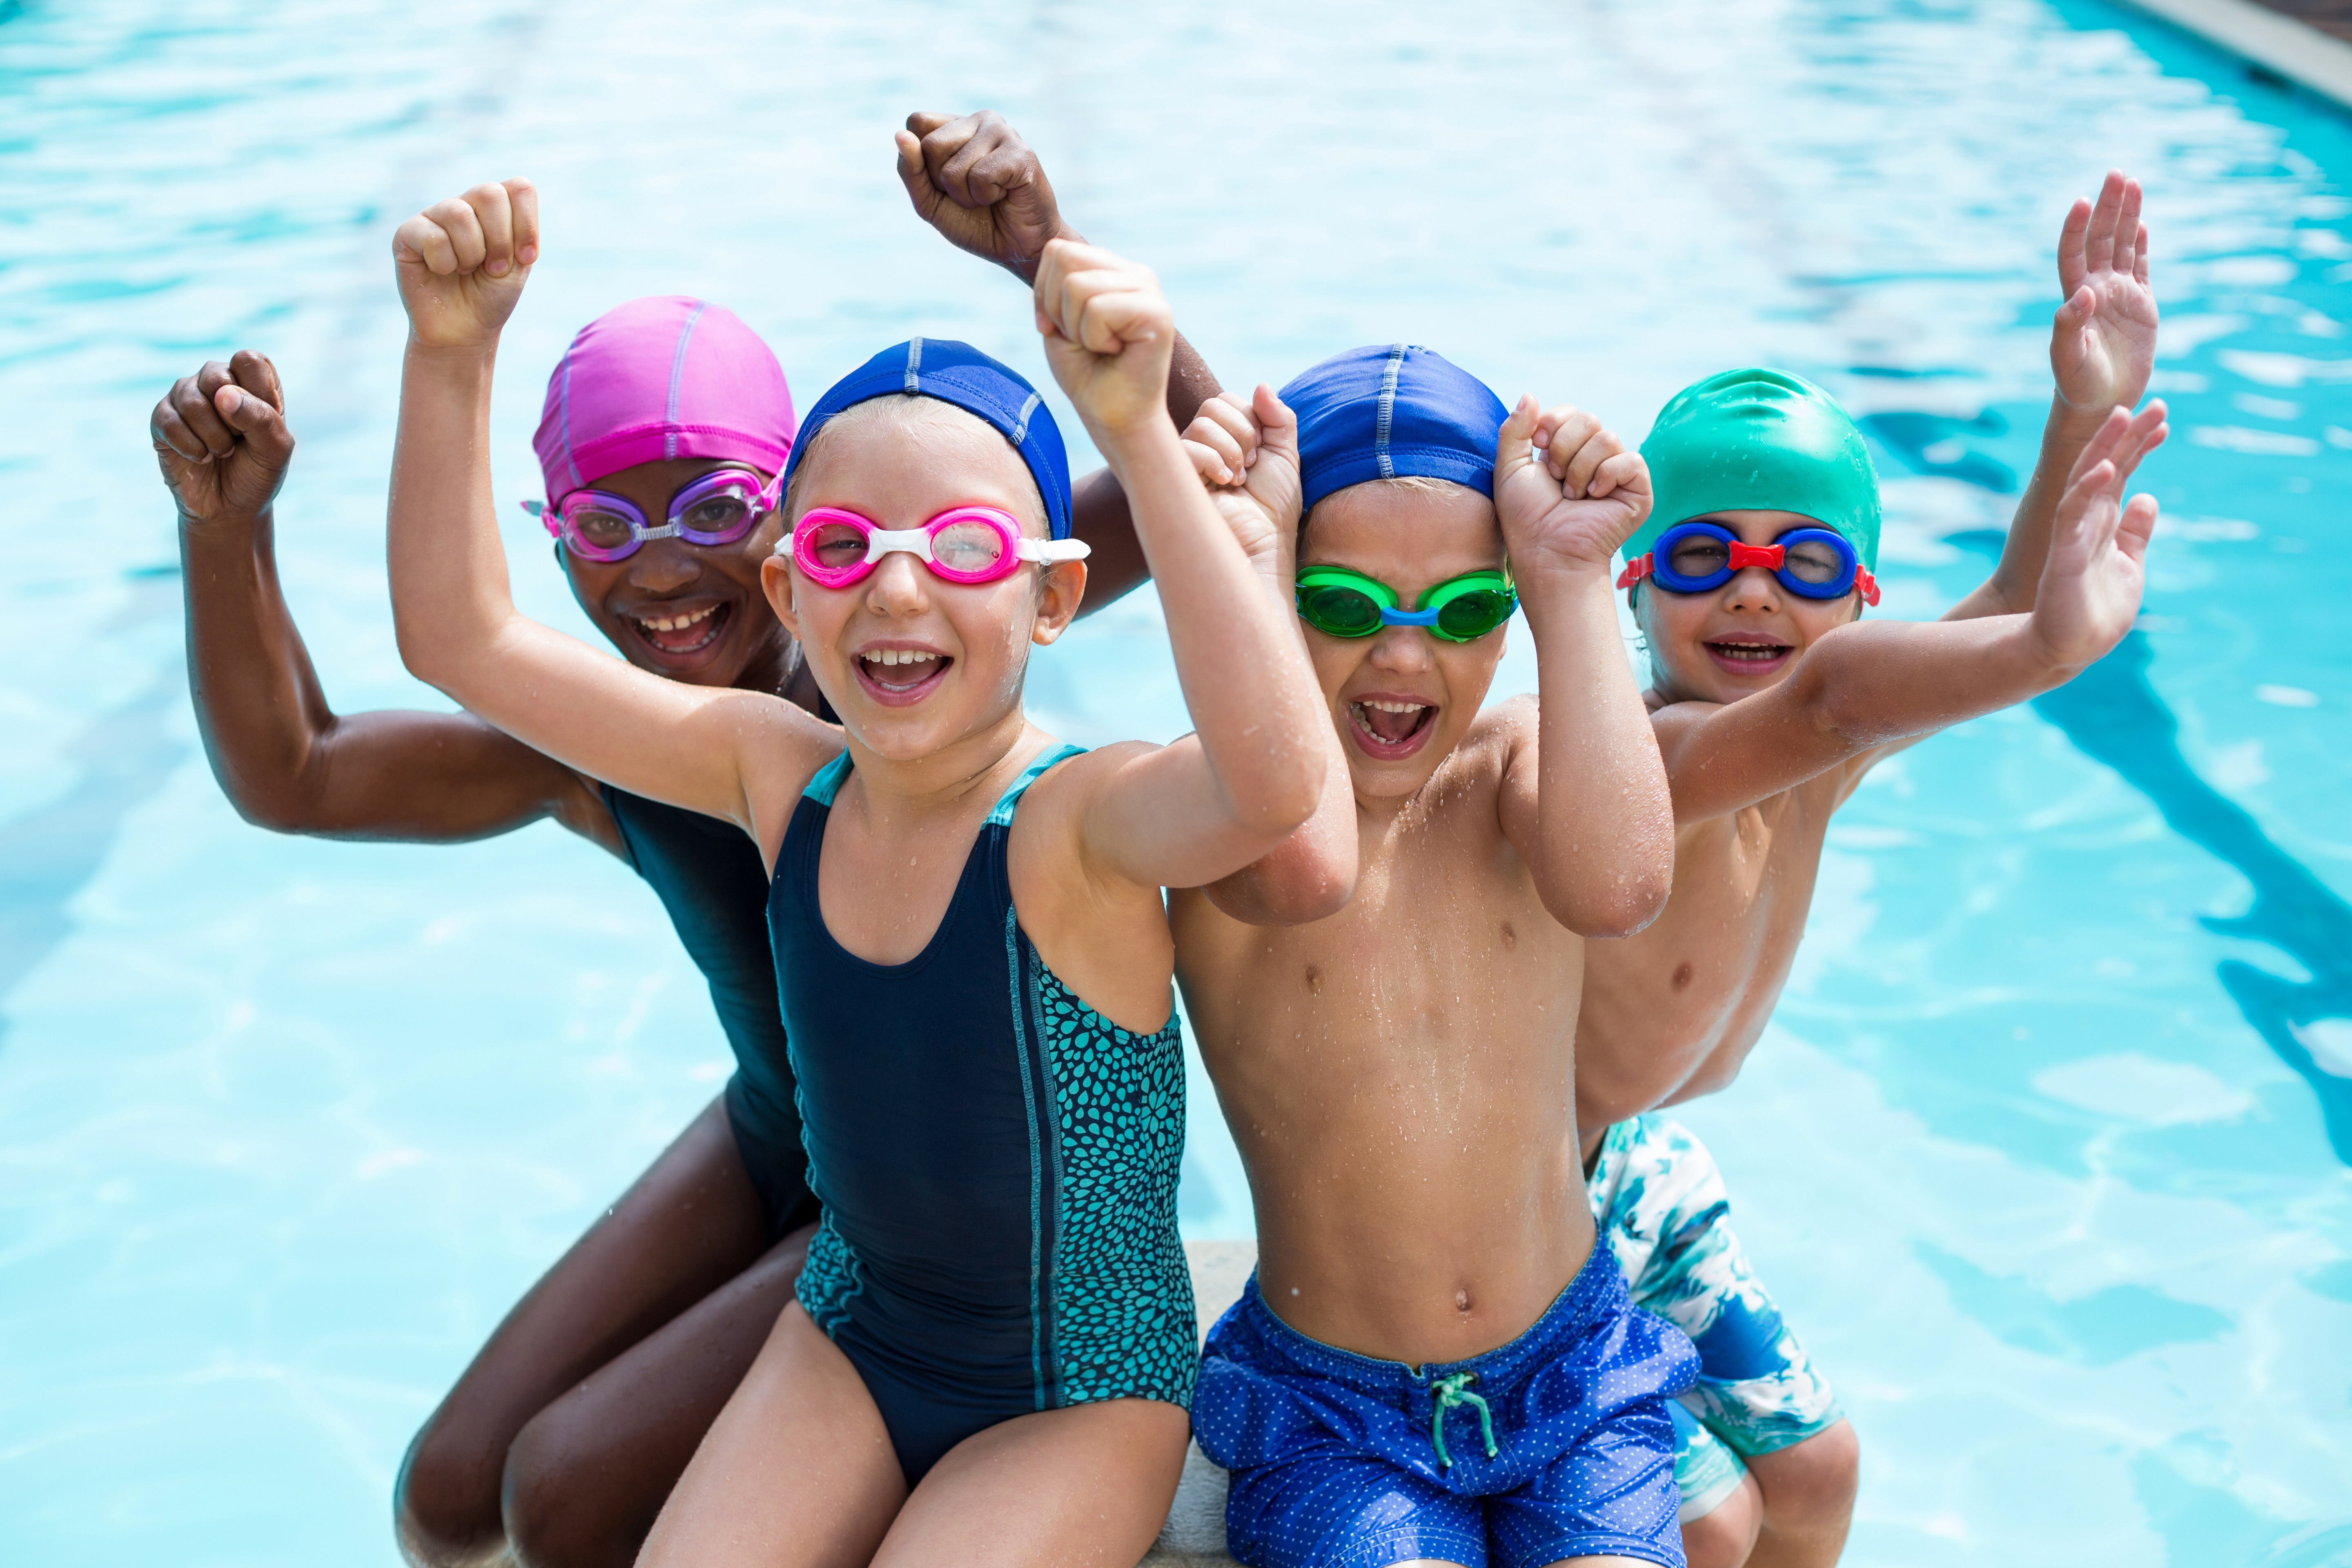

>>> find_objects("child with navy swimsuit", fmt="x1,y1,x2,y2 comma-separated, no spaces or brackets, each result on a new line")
380,178,1334,1565
1169,352,1697,1568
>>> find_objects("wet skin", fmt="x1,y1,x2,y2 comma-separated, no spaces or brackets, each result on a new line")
1575,508,1863,1129
1174,481,1606,1365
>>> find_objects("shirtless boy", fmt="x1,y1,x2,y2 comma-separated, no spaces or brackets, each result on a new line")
1573,173,2165,1568
1171,347,1695,1568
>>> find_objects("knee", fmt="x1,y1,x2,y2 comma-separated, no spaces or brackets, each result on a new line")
1751,1419,1860,1524
503,1405,641,1568
394,1412,507,1568
1680,1470,1764,1568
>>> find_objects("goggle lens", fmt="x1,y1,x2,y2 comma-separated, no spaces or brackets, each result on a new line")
804,521,872,572
1299,585,1386,638
569,506,638,553
675,489,757,545
1781,537,1846,585
1434,588,1515,641
1666,534,1730,579
930,519,1010,576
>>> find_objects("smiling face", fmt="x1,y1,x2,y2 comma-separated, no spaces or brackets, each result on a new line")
559,457,794,693
1633,507,1865,704
1297,477,1511,801
762,396,1083,764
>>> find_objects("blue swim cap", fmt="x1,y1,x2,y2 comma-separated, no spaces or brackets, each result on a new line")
1282,344,1510,516
784,338,1073,539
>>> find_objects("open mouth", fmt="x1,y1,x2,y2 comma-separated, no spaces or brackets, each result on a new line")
1346,697,1438,762
854,647,953,706
628,601,732,659
1705,639,1793,675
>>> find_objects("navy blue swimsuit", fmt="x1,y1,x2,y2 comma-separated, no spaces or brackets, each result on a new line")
773,746,1198,1481
602,784,818,1238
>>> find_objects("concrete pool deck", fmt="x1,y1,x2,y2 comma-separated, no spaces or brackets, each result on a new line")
2118,0,2352,106
1142,1241,1254,1566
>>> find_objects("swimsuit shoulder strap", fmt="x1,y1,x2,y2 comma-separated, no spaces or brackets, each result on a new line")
985,742,1086,827
803,750,854,806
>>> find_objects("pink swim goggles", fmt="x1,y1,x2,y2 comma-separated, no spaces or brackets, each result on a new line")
782,506,1090,588
525,469,781,564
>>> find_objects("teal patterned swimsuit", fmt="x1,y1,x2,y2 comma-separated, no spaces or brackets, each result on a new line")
771,744,1196,1480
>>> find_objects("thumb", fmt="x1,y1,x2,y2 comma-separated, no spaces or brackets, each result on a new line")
1493,394,1539,484
215,383,295,468
2056,284,2094,332
2116,493,2158,564
894,130,944,222
1252,385,1298,462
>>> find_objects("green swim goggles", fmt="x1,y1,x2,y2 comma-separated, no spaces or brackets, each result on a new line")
1294,565,1518,644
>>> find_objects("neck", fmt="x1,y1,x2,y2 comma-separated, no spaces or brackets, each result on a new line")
839,704,1044,829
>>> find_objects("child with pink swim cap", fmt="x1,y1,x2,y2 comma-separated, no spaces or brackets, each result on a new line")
146,110,1222,1568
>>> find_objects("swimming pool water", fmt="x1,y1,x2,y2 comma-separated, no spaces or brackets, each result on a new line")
2,0,2348,1561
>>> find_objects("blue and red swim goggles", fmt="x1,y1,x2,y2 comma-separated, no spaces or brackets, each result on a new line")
1616,521,1880,606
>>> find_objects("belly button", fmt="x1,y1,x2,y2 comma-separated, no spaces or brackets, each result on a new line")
1672,961,1694,991
1499,922,1517,950
1303,964,1322,994
1454,1288,1472,1313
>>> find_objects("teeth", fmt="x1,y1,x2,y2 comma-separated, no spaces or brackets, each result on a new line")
1357,700,1428,715
638,604,719,633
863,649,941,668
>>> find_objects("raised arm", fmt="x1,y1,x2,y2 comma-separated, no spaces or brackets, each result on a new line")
152,351,609,847
1652,405,2166,823
1949,170,2157,623
895,109,1221,607
1031,242,1327,890
1178,391,1358,925
1493,401,1675,937
384,181,833,854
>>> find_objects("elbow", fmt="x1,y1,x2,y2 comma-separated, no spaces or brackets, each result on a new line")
1228,754,1327,840
1548,880,1670,941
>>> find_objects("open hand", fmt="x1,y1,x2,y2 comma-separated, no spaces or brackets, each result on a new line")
151,350,294,528
1035,239,1174,445
2052,171,2157,419
1493,397,1651,576
2028,400,2168,670
896,111,1076,280
1180,388,1303,583
393,178,539,352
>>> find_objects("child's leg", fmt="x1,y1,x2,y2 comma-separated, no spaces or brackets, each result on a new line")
637,1303,907,1568
1741,1421,1858,1568
873,1399,1190,1568
396,1097,794,1568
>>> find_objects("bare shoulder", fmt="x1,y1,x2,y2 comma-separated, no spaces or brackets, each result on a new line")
1461,694,1539,778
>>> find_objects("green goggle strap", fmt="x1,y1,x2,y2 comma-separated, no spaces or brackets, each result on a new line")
1294,565,1517,642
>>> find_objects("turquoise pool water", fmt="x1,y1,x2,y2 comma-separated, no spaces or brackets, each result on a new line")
3,0,2349,1561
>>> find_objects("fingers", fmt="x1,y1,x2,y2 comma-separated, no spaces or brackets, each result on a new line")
2116,492,2159,563
904,110,956,138
2057,196,2092,298
2055,283,2095,336
1034,240,1165,354
1588,450,1649,508
1494,393,1541,479
935,111,1027,210
2111,177,2142,281
228,347,285,412
1250,384,1298,464
2135,221,2151,287
1533,404,1605,490
2068,404,2133,483
2109,398,2169,480
1183,397,1256,484
214,374,296,466
2083,169,2124,276
157,363,239,458
505,177,539,267
394,179,535,275
894,128,946,221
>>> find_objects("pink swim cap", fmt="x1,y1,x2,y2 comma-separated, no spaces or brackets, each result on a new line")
532,296,797,502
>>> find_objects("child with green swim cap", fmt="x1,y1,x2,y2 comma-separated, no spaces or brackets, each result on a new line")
1576,172,2166,1568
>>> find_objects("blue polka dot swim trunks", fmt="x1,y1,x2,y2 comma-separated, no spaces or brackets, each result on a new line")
1192,1243,1698,1568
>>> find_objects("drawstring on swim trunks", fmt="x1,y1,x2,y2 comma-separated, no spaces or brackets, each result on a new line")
1430,1372,1498,1469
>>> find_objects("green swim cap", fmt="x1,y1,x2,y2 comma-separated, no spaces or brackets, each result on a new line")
1628,368,1882,573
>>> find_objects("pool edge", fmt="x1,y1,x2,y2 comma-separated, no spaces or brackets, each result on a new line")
2114,0,2352,109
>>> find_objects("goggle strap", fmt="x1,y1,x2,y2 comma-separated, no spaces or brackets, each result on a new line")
1016,539,1092,564
1615,554,1652,591
1856,566,1881,607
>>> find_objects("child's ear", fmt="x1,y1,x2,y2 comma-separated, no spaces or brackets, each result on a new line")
761,555,802,641
1031,560,1087,646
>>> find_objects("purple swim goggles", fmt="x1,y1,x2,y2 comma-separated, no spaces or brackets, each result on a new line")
523,469,782,564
